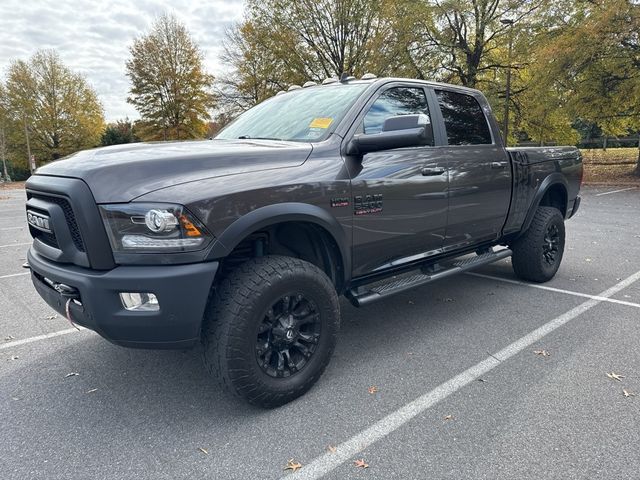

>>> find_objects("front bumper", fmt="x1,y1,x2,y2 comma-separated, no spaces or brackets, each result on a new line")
27,248,218,349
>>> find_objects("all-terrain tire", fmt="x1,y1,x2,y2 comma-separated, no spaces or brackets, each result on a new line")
511,206,565,283
202,255,340,408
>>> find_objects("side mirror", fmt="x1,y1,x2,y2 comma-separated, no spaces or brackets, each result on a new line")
346,114,433,155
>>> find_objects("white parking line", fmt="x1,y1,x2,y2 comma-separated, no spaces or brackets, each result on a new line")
595,187,636,196
0,327,86,351
0,242,31,249
288,270,640,480
0,226,26,231
0,272,29,280
466,272,640,309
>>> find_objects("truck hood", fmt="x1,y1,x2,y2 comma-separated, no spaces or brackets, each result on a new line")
35,139,313,203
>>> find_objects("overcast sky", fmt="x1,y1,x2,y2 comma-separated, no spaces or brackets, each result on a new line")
0,0,245,121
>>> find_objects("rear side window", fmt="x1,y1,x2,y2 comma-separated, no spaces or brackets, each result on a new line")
363,87,433,142
435,90,492,145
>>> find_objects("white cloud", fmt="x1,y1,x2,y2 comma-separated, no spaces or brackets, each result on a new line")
0,0,244,121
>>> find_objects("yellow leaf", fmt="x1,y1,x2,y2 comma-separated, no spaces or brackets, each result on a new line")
354,459,369,469
284,459,302,472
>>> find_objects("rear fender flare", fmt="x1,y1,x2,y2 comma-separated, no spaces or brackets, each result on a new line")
521,173,568,234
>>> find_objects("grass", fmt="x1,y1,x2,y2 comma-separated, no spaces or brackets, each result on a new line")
580,148,640,185
0,181,26,190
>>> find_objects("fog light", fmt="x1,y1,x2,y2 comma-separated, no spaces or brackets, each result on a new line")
120,292,159,311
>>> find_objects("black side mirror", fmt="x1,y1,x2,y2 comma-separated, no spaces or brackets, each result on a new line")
346,114,433,155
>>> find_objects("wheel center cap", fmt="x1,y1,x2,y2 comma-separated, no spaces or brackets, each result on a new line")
285,328,295,341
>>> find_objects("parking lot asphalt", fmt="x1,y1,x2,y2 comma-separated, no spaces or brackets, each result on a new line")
0,185,639,479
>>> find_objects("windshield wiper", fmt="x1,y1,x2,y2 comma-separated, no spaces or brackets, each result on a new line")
237,135,283,141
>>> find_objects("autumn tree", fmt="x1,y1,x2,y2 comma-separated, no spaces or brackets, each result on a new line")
527,0,640,171
219,0,396,111
126,14,215,141
393,0,548,88
4,50,104,170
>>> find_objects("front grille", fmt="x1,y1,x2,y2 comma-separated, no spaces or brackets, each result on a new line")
36,230,59,249
28,193,86,252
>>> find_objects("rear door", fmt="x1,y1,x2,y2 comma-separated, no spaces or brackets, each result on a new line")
346,83,449,277
432,89,512,251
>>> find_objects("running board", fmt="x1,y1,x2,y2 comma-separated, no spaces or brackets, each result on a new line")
347,249,512,307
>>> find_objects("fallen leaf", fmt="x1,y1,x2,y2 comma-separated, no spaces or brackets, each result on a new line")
477,378,487,383
45,314,58,320
441,297,454,302
607,372,625,381
354,459,369,469
585,258,592,262
3,335,15,341
10,355,19,360
407,300,414,305
65,372,79,378
327,445,337,453
623,389,636,398
198,447,209,455
368,386,378,394
284,459,302,472
444,415,454,421
86,388,98,394
534,350,551,357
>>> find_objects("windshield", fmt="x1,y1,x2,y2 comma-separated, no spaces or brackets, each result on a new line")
216,84,368,142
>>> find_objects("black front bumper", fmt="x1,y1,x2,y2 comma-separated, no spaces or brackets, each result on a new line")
28,248,218,349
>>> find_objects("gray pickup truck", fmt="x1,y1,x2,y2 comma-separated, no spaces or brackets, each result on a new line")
25,76,582,407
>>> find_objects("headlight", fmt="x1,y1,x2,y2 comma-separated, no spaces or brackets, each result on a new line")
99,203,213,253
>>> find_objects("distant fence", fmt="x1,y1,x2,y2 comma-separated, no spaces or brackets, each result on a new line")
517,136,640,149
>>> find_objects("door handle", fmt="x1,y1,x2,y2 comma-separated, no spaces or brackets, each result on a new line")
491,162,506,169
421,167,446,176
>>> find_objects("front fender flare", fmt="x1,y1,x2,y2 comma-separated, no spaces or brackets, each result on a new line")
207,202,351,286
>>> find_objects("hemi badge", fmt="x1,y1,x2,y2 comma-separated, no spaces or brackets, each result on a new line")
26,210,53,233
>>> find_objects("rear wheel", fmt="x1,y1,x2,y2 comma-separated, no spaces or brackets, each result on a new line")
202,255,340,408
511,206,565,283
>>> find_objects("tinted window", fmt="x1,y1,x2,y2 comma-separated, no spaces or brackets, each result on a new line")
435,90,492,145
363,87,433,143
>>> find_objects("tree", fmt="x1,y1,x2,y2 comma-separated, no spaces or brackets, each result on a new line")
101,118,139,146
0,85,10,180
4,50,104,168
219,0,396,112
530,0,640,173
126,14,215,141
396,0,548,88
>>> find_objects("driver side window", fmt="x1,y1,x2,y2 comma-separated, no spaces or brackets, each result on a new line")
362,87,433,144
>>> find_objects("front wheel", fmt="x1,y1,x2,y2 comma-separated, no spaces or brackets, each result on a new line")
202,255,340,408
511,206,566,283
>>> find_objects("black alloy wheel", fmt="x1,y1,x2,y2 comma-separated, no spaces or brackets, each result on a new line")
256,294,321,378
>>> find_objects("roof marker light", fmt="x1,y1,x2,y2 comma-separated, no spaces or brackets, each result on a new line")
361,73,377,80
302,81,317,88
322,77,338,85
287,85,302,91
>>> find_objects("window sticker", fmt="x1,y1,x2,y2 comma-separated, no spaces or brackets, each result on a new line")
309,117,333,129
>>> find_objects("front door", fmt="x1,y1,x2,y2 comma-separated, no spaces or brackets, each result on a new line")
346,85,449,277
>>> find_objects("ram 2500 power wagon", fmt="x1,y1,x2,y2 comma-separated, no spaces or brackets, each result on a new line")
24,76,582,407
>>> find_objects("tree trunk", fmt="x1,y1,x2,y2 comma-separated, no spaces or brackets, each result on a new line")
635,136,640,176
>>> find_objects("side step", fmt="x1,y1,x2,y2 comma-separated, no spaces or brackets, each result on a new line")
347,248,512,307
